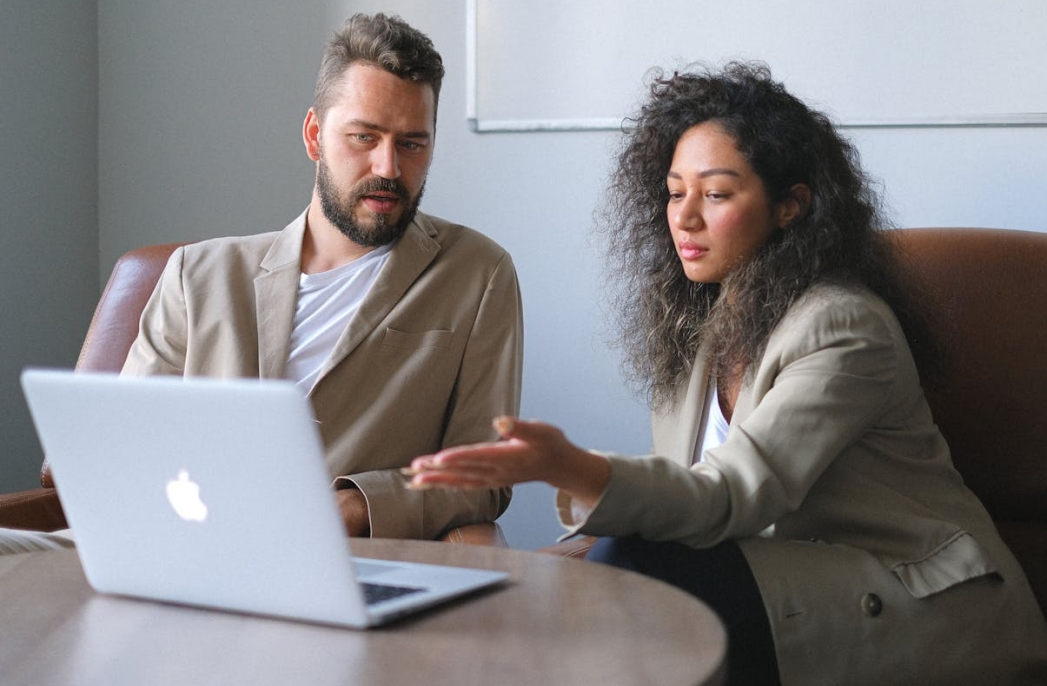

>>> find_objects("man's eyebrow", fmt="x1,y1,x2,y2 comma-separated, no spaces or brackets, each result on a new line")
347,119,431,140
666,168,742,180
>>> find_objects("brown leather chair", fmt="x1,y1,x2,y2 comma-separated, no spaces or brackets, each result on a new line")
541,227,1047,616
0,242,506,546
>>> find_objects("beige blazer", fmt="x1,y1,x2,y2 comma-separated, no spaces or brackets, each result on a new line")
561,283,1047,685
123,210,523,541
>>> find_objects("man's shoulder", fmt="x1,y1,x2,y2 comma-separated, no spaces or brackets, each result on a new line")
180,230,282,260
414,211,510,260
174,209,305,267
174,226,296,279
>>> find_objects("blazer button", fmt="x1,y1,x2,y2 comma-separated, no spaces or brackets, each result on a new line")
860,593,883,617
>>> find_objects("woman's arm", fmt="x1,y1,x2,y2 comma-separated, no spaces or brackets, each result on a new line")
405,417,612,509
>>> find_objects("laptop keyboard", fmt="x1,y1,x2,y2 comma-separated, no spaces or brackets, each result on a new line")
360,582,424,606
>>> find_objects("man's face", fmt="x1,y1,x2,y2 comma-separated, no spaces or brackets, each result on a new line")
309,63,435,247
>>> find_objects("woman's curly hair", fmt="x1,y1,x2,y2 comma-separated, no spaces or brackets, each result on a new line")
598,62,935,408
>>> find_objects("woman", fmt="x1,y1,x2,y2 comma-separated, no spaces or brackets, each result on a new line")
406,64,1047,685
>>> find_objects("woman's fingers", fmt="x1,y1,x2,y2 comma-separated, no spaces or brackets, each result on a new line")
491,416,566,446
404,417,572,490
405,470,493,490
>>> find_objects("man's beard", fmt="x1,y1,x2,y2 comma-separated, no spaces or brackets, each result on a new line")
316,153,425,248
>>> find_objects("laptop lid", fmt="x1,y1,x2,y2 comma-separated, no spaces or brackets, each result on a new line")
20,368,507,628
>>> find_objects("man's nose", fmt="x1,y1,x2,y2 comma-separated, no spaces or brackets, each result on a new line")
371,140,400,179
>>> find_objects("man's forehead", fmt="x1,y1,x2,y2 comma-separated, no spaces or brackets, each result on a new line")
327,63,436,128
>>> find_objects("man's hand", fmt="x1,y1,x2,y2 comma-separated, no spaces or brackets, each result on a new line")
335,487,371,537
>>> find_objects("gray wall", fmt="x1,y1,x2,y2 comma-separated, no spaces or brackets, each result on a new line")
5,0,1046,549
1,1,99,491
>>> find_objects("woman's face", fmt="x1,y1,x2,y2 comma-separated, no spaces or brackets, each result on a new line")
666,122,786,284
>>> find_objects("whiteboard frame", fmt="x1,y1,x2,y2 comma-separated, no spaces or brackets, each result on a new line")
465,0,1047,133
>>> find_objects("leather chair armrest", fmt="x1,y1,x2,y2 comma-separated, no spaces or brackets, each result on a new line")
438,522,508,546
0,488,68,532
995,521,1047,617
538,536,597,559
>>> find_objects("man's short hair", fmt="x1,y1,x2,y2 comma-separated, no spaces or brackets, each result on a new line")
313,13,444,124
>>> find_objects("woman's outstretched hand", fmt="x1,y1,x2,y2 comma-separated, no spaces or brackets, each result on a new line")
403,417,611,508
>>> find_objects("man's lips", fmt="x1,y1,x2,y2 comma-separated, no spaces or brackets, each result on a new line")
362,192,401,214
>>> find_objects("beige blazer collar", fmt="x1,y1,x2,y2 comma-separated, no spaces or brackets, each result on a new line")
255,211,307,379
652,350,712,467
252,210,442,386
311,211,442,390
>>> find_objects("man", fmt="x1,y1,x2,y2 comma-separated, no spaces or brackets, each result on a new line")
1,13,521,551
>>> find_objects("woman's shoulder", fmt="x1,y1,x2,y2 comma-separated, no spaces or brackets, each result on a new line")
792,280,895,320
774,281,904,347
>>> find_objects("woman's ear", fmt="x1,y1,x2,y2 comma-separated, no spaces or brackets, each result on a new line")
776,184,812,228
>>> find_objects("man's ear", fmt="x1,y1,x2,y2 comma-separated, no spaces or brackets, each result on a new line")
776,184,812,228
303,108,321,162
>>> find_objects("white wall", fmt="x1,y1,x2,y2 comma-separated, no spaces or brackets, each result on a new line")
472,1,1047,129
0,1,99,492
6,1,1044,548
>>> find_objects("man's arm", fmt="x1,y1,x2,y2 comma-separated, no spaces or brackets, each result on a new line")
335,487,370,537
122,246,189,377
439,251,524,455
342,251,524,539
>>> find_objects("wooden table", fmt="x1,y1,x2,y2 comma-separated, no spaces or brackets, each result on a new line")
0,539,726,686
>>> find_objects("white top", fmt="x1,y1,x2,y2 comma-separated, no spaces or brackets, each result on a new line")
691,380,730,464
285,245,392,392
570,379,730,525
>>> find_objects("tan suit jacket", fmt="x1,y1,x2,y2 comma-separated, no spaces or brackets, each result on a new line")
560,283,1047,685
123,210,523,540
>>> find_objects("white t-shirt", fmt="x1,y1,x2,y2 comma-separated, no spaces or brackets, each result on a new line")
569,378,730,526
285,245,392,393
691,380,730,464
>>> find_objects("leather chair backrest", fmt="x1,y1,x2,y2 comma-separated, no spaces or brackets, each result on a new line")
895,227,1047,611
40,243,185,487
895,228,1047,519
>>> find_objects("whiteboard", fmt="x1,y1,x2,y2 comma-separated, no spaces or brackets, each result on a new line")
467,0,1047,131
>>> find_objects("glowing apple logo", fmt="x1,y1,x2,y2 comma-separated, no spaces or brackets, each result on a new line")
165,470,208,523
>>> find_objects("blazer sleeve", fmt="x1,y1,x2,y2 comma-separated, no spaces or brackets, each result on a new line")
121,247,189,377
563,288,902,548
346,251,523,539
439,251,524,451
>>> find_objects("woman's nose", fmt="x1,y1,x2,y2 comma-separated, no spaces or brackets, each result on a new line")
670,196,703,232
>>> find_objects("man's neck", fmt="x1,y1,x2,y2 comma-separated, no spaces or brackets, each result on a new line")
300,203,377,275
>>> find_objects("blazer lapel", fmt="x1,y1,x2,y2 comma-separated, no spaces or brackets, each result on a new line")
255,214,306,379
652,350,711,466
312,216,441,387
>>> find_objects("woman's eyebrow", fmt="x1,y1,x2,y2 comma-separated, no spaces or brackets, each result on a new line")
667,168,742,180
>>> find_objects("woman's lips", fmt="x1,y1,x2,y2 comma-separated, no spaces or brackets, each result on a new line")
678,242,707,260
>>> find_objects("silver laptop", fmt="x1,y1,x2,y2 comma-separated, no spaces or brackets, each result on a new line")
20,368,507,628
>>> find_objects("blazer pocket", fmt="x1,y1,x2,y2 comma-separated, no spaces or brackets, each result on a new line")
890,530,998,598
382,328,453,350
